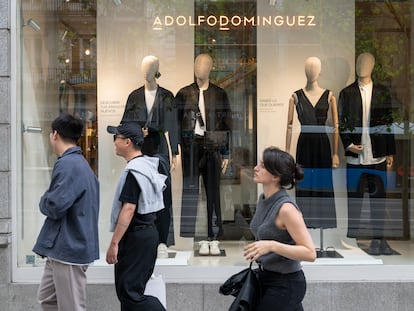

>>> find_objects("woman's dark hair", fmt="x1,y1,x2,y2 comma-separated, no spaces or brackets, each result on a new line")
262,146,304,189
52,113,83,143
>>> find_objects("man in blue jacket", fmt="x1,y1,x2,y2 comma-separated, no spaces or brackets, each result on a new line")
33,113,100,311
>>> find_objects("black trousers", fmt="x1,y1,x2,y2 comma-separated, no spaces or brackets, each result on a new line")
156,181,174,245
180,137,223,238
115,226,165,311
156,203,173,245
256,269,306,311
346,162,387,238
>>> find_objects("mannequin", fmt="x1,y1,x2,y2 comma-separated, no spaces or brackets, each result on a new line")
121,55,178,249
286,57,339,256
339,52,396,255
176,53,232,245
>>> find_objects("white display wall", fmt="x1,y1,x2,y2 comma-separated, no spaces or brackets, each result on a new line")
256,0,355,248
97,0,195,250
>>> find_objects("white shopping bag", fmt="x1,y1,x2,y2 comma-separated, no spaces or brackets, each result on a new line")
144,274,167,309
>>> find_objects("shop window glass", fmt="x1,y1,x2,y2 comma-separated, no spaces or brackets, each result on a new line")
15,0,414,280
17,0,97,268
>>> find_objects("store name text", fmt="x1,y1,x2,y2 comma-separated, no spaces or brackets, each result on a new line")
153,15,317,31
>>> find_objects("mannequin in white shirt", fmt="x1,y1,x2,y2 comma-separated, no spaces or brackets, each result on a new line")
346,52,393,166
339,52,396,255
176,53,232,244
121,55,179,251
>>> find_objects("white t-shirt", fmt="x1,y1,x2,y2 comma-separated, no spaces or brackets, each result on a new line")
145,88,157,114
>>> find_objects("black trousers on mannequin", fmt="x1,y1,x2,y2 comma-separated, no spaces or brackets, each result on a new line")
155,154,174,246
346,161,387,238
156,191,173,245
180,136,223,238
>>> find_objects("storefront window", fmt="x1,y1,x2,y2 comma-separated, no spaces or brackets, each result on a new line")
14,0,414,282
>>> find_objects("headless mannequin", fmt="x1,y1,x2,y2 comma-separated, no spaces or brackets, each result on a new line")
286,57,340,257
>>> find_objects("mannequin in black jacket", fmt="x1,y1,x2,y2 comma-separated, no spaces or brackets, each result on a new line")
339,52,396,255
176,53,232,240
121,55,178,248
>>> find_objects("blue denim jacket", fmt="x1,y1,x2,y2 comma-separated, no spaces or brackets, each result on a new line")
33,146,100,264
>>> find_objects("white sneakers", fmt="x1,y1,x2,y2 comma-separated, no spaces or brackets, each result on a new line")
209,240,221,255
199,240,210,255
157,243,169,259
198,240,221,256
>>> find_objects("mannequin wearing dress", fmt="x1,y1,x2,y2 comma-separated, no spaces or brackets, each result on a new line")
286,57,339,235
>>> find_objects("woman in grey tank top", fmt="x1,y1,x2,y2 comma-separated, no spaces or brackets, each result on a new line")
244,147,316,310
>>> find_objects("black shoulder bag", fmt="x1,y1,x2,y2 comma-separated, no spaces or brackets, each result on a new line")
219,262,261,311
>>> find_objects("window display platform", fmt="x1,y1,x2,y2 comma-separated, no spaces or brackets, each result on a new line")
150,240,414,268
303,248,383,265
156,251,192,266
155,241,387,267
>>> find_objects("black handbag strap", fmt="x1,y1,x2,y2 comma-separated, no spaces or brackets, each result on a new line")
142,91,158,137
144,103,155,129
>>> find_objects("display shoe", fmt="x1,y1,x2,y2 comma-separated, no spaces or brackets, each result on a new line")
199,240,210,256
209,240,221,256
157,243,169,259
380,239,394,255
367,239,381,256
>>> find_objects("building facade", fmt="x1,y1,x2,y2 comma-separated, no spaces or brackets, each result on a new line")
1,0,414,310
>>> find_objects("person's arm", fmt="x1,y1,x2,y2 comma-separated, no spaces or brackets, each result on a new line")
106,202,135,264
106,172,140,264
39,160,81,220
285,95,295,153
330,93,340,168
244,203,316,262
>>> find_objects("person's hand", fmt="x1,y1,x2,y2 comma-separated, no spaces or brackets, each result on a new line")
221,158,229,175
386,155,393,168
347,144,363,155
106,243,119,265
243,241,274,262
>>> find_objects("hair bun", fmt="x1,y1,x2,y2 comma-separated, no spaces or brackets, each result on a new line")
294,164,304,182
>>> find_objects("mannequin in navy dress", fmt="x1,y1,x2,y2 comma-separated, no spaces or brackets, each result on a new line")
286,57,339,231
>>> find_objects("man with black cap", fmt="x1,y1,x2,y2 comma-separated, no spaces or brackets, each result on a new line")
33,113,99,311
106,122,167,311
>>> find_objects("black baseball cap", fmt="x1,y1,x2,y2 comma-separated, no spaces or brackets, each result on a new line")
107,122,144,146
